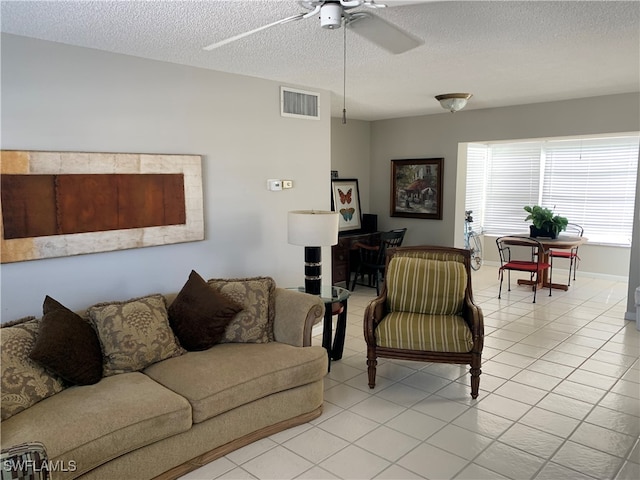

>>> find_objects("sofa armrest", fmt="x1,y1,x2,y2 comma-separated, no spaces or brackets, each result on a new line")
273,288,325,347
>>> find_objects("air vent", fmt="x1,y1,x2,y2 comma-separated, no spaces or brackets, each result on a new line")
281,87,320,119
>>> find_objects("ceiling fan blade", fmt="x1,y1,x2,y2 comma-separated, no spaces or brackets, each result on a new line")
203,13,305,51
347,12,423,54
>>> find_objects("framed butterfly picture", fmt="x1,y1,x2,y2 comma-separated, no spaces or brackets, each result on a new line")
391,158,443,220
331,178,362,232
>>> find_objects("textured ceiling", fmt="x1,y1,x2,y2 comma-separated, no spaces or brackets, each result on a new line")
2,0,639,120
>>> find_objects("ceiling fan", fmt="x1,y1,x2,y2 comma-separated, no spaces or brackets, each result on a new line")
203,0,423,54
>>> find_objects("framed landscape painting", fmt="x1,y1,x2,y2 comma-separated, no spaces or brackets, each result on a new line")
390,158,443,220
331,178,362,232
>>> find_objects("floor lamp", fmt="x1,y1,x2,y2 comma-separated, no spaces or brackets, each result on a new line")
288,210,339,295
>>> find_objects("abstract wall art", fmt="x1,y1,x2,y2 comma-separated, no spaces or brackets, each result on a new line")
0,151,204,263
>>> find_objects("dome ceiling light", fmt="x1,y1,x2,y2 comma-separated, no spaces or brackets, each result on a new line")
435,93,473,113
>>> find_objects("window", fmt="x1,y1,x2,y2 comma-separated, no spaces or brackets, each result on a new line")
467,135,639,246
464,145,487,234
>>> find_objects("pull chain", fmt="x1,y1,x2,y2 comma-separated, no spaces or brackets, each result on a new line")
342,21,347,125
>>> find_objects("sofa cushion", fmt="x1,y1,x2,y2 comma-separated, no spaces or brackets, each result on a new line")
87,294,185,376
168,270,244,351
1,317,66,421
0,372,192,479
376,311,474,352
29,296,103,385
144,343,327,424
207,277,276,343
386,257,467,315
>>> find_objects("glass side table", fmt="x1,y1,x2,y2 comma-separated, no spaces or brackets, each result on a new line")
289,285,350,369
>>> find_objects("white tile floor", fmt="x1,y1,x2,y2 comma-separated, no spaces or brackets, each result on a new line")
180,265,639,480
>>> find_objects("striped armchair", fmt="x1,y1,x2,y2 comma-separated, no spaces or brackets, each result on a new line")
363,246,484,398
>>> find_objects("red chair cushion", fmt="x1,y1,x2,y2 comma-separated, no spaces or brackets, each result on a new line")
501,261,550,273
550,250,577,258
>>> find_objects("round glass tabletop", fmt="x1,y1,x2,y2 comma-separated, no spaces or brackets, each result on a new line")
289,285,350,303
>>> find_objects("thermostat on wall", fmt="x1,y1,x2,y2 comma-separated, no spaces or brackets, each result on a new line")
267,179,282,191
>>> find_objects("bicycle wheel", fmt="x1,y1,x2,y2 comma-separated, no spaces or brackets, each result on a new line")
469,232,482,271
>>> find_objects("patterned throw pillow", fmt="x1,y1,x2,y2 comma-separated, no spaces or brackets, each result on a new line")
168,270,244,351
207,277,276,343
87,294,185,377
29,296,103,385
1,317,66,420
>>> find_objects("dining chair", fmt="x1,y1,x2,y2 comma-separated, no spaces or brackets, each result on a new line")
350,228,406,295
549,223,583,286
496,236,553,303
363,245,484,398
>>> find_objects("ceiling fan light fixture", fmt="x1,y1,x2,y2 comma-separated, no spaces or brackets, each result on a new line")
435,93,473,113
321,3,343,29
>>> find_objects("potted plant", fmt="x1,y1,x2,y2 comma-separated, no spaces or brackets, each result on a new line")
524,205,568,239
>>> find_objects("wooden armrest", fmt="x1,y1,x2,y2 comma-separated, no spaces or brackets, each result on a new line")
463,295,484,341
363,294,387,345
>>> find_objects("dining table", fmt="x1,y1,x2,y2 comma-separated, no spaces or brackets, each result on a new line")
516,234,587,291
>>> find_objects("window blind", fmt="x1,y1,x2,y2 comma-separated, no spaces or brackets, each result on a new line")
482,142,543,235
466,135,639,246
465,144,487,234
542,137,639,245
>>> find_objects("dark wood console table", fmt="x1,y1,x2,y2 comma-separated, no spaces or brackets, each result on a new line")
332,231,379,287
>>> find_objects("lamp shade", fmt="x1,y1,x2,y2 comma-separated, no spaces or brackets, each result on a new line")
288,210,339,247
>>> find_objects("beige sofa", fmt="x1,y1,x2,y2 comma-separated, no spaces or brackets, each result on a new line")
1,277,327,480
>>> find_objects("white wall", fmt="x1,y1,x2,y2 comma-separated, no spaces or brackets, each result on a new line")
368,94,640,277
0,34,331,320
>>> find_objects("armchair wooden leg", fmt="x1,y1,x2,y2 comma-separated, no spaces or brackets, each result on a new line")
470,354,481,399
367,348,378,389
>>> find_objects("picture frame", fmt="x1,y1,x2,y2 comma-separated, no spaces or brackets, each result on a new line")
331,178,362,232
390,158,443,220
0,150,204,263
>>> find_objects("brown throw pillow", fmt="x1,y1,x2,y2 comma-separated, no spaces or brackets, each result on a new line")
42,295,69,315
29,296,103,385
88,294,185,376
168,270,244,351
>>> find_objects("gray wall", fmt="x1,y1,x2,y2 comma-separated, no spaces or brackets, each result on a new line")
330,118,371,213
1,34,331,320
3,33,637,320
367,94,640,278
